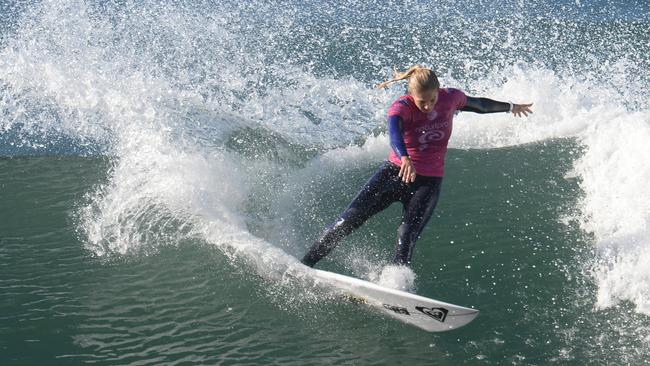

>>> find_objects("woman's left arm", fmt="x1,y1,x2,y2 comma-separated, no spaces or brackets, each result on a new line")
461,96,533,117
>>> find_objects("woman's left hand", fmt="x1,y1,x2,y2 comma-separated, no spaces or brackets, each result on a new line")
513,103,533,117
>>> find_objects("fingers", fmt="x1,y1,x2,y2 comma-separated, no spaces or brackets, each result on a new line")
398,164,406,180
513,103,533,118
399,163,416,183
398,157,417,183
515,109,530,117
405,170,416,183
403,173,415,183
402,164,415,183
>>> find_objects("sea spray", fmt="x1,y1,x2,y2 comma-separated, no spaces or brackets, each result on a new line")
571,114,650,315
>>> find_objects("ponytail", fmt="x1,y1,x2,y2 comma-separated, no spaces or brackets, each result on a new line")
377,66,440,92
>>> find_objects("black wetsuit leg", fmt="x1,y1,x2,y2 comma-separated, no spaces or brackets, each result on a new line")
301,162,403,267
393,176,443,265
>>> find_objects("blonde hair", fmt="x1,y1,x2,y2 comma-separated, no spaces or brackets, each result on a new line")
377,66,440,92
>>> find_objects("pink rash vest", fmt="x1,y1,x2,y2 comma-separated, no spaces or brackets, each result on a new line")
387,88,467,177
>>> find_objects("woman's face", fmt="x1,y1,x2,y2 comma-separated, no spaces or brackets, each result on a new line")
410,88,439,113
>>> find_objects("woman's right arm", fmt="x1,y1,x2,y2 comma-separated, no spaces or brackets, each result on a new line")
388,115,417,183
388,115,408,158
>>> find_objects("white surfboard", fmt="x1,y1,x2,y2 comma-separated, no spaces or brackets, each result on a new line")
309,268,479,332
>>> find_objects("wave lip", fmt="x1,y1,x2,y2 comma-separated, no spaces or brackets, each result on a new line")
571,114,650,315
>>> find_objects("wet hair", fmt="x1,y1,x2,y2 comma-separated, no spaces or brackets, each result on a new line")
377,66,440,92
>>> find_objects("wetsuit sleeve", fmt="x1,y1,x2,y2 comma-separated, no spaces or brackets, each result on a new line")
460,96,511,114
388,115,408,158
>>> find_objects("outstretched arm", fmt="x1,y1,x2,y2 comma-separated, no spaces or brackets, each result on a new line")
461,96,533,117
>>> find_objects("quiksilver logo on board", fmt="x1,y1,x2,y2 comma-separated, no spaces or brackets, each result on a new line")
416,306,449,322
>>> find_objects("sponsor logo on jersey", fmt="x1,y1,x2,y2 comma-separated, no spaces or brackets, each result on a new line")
415,120,449,151
418,130,446,143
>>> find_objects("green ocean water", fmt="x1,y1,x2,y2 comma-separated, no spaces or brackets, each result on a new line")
3,141,646,365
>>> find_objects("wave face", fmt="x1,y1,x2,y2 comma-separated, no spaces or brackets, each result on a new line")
1,0,649,364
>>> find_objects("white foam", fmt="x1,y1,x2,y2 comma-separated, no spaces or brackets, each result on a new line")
570,112,650,314
377,265,417,293
243,74,389,149
0,1,305,276
451,66,605,149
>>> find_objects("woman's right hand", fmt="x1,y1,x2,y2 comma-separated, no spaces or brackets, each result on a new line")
398,156,417,183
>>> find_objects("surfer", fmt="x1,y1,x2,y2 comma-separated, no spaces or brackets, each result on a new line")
301,66,533,268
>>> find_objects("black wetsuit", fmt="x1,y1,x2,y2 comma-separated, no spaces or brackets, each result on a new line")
301,95,511,267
